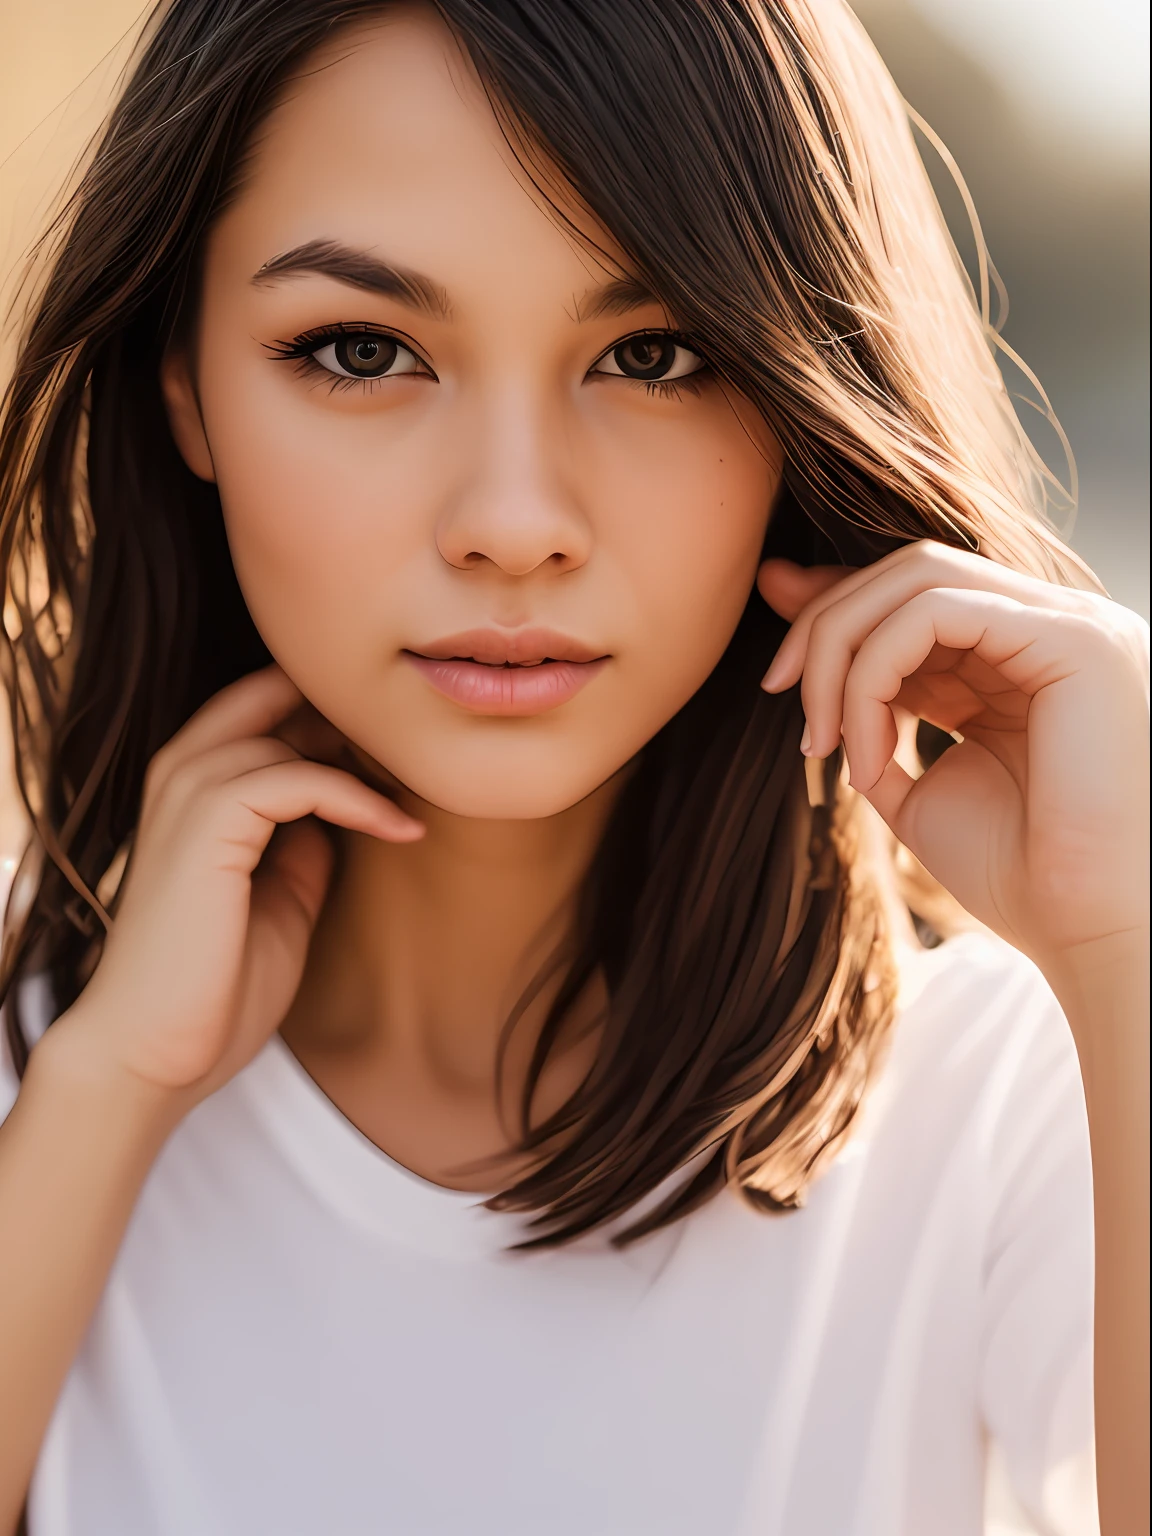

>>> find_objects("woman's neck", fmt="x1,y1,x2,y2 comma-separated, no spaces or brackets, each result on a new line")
279,775,621,1188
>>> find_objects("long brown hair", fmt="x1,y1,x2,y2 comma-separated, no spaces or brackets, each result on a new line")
0,0,1091,1246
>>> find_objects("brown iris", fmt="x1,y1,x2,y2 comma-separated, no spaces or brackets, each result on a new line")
610,334,678,380
333,334,399,377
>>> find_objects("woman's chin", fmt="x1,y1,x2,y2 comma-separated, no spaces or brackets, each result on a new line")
351,751,627,824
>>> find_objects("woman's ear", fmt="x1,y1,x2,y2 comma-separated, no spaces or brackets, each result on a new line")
160,349,216,482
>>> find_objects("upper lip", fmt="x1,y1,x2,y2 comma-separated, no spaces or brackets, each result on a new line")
408,628,608,666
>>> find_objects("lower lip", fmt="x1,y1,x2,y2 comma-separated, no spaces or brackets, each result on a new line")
404,654,608,716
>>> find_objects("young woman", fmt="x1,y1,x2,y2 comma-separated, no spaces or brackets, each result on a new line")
0,1,1147,1532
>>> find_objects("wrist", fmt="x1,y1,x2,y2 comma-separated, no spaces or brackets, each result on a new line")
27,1007,192,1147
1035,927,1149,1105
1037,926,1148,1014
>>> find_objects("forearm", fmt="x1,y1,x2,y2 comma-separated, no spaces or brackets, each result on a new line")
0,1019,181,1535
1046,931,1150,1536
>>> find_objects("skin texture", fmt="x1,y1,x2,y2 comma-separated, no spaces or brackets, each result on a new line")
167,14,781,823
0,9,1147,1532
158,12,782,1181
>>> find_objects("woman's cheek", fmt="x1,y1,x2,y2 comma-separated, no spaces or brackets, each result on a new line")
616,447,776,680
205,372,426,635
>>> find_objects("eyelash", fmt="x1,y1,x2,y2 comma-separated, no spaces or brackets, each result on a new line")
264,323,426,394
265,324,711,398
608,330,711,402
639,375,707,401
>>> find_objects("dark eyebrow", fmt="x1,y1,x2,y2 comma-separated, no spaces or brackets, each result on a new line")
573,275,663,324
252,240,451,320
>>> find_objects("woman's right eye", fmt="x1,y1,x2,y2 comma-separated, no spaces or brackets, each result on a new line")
309,332,425,380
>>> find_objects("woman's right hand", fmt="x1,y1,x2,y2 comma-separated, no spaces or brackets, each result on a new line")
49,665,423,1107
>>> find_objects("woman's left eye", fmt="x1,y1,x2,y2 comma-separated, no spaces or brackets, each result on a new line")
309,332,424,380
592,332,706,383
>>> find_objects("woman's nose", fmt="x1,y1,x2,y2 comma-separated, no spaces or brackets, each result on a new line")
435,385,592,577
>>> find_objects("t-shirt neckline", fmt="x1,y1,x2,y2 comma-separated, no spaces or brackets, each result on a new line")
234,1032,529,1261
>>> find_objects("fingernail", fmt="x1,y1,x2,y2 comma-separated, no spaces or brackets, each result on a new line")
800,721,812,755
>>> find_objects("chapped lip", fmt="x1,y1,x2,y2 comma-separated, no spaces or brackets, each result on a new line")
406,628,609,667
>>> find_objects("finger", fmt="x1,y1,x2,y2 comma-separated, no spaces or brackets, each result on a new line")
147,737,301,818
894,649,1031,739
148,667,303,790
756,560,851,623
761,539,1093,698
784,550,1096,755
761,554,912,692
891,668,981,735
853,756,919,831
838,587,1063,795
231,758,424,843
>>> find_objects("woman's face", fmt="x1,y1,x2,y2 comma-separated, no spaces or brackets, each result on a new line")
165,8,782,818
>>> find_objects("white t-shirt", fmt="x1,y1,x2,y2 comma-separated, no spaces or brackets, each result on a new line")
3,932,1097,1536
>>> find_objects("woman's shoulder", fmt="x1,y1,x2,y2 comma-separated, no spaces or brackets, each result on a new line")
880,928,1087,1157
895,927,1071,1050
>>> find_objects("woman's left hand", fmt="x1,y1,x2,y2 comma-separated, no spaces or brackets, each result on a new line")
758,540,1150,971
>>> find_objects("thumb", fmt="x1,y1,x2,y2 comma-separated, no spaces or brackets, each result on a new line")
756,559,853,622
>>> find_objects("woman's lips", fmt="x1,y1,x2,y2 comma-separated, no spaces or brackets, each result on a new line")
405,655,608,715
404,629,610,717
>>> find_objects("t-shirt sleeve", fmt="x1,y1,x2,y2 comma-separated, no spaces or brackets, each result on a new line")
978,958,1098,1536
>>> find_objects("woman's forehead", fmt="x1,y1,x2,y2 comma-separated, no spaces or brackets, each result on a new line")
213,11,634,314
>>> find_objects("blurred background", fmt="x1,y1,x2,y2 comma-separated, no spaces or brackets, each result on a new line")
0,0,1148,870
855,0,1149,618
